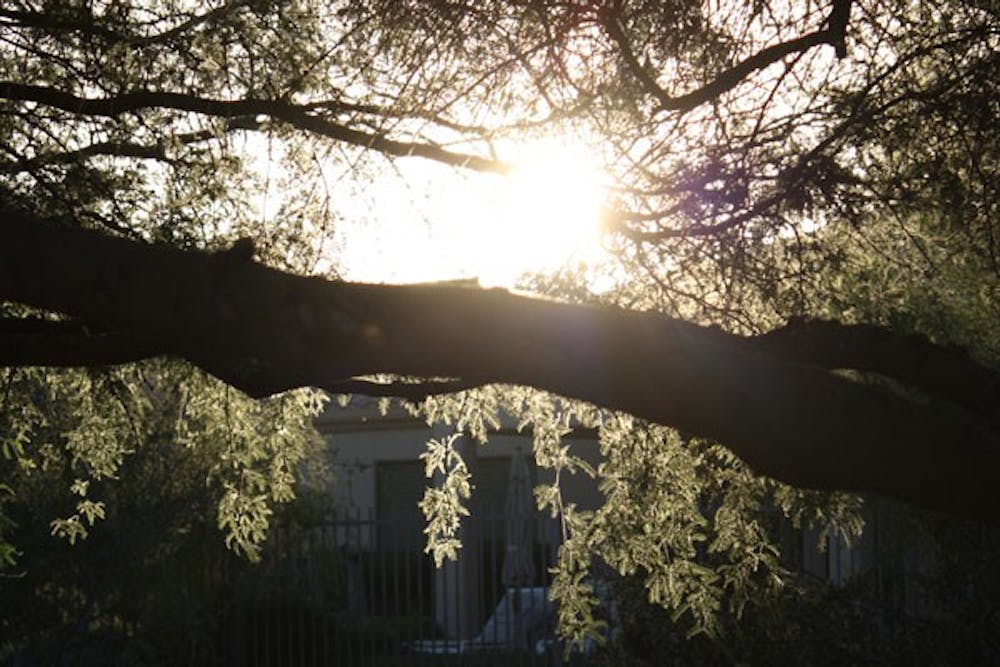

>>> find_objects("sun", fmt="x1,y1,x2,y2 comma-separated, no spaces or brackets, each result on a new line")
326,135,610,288
477,138,608,288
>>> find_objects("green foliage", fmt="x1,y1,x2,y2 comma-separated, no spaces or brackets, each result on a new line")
0,359,333,662
586,503,1000,665
398,385,867,646
0,360,328,566
419,433,472,566
1,0,999,658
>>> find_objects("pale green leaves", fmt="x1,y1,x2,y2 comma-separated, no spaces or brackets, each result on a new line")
198,383,328,559
0,481,17,568
550,511,607,653
217,484,274,563
4,361,329,562
407,385,798,643
419,433,471,566
49,479,107,546
417,389,502,444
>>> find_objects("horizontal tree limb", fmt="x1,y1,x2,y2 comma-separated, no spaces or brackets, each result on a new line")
324,378,481,400
0,322,163,367
0,208,997,523
1,1,253,48
0,118,262,173
752,319,1000,424
600,0,853,115
0,83,511,174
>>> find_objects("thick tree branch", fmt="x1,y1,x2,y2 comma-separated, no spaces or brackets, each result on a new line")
601,0,853,114
826,0,853,59
752,319,1000,423
0,319,163,366
0,1,251,47
0,140,169,173
0,83,511,174
0,209,997,523
0,118,261,173
325,378,482,400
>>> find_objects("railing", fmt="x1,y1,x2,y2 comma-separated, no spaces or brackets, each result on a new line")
223,507,570,667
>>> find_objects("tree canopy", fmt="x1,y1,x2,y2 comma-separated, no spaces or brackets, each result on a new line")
1,0,999,643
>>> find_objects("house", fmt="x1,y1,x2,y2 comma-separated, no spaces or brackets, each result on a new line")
295,398,944,662
313,396,603,646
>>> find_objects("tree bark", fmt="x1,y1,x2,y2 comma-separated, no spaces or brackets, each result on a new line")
1,209,998,522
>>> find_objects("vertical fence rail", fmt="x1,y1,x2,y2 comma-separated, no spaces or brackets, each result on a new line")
189,507,574,666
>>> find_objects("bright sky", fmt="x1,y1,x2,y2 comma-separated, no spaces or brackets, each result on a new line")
316,136,613,288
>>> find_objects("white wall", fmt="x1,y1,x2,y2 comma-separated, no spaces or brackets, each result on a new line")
316,399,603,515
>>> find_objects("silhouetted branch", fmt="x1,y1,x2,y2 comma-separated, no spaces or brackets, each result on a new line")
600,0,853,114
0,1,251,47
0,319,163,366
752,318,1000,423
0,118,262,173
0,83,511,174
325,378,481,400
1,209,998,522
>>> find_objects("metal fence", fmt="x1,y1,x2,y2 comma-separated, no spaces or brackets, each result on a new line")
223,507,573,667
1,507,583,666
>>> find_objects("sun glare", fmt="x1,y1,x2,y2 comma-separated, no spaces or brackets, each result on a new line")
478,140,607,287
326,136,610,288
